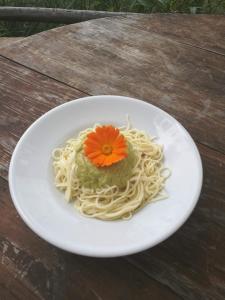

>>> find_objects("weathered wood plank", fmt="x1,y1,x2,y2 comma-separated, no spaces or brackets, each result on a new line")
0,176,182,299
0,56,87,180
0,37,24,48
121,14,225,56
0,234,65,300
0,262,40,300
1,17,224,153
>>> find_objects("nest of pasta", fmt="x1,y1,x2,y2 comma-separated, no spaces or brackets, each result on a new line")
52,119,169,220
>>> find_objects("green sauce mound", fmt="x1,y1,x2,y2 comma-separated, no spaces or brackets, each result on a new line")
76,143,137,189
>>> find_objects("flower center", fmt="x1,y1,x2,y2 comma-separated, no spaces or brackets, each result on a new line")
102,144,113,155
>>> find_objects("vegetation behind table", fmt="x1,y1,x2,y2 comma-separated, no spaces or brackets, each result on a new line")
0,0,225,36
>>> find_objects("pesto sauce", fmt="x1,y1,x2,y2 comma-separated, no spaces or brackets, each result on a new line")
76,143,137,189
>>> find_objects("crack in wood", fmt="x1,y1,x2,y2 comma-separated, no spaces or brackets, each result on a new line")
0,54,91,97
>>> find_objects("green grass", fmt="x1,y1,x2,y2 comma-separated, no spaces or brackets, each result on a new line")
0,0,225,36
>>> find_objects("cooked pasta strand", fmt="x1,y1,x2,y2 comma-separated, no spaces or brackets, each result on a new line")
52,121,170,220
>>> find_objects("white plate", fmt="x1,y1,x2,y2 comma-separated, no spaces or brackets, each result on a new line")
9,95,203,257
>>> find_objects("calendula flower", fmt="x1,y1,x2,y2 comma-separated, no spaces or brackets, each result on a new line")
84,125,128,167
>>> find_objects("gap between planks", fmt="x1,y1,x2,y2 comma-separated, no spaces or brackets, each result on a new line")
0,54,91,97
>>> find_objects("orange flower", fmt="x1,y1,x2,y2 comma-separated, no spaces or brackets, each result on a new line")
84,125,128,167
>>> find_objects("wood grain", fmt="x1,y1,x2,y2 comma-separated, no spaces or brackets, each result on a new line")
0,37,24,48
0,56,87,179
121,14,225,56
0,262,40,300
1,17,224,153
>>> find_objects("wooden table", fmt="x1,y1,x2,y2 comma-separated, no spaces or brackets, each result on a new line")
0,14,225,300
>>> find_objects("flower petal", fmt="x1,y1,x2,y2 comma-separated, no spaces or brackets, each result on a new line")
83,125,127,167
87,150,102,158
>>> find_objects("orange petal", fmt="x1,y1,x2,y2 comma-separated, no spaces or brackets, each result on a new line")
86,133,101,145
112,134,125,145
85,136,100,145
85,141,101,151
84,125,128,167
86,150,102,158
92,154,106,166
113,148,127,155
96,127,107,141
85,142,97,148
110,153,125,162
107,126,119,143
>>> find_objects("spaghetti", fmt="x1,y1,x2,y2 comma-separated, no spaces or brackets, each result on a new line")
52,120,170,220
